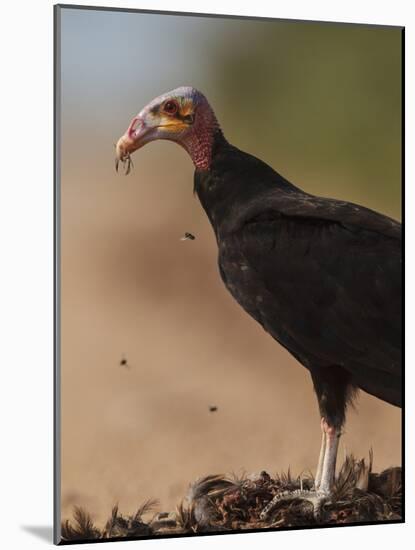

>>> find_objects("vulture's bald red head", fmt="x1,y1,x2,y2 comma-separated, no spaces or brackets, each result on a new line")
115,86,222,171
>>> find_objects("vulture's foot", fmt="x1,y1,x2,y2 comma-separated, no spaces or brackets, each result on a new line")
260,489,331,522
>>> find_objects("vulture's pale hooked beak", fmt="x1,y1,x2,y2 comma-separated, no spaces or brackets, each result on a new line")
115,115,148,175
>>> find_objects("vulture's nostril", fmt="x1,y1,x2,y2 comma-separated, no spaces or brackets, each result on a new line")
128,116,141,138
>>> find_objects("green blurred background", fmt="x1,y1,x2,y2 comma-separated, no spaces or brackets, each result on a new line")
59,7,402,525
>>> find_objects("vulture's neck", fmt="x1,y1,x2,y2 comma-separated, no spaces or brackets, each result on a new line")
181,109,226,170
193,133,301,237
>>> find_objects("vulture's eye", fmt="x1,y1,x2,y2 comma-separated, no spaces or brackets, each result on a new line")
163,100,179,115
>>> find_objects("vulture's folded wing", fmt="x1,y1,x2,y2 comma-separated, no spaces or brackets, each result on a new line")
226,194,402,383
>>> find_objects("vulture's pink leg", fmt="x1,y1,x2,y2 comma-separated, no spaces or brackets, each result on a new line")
261,418,341,521
314,418,327,490
318,419,341,494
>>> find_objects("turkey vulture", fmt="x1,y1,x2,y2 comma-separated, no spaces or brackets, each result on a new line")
115,87,402,514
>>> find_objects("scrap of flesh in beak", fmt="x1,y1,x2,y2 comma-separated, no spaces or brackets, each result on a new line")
115,116,142,175
115,135,134,175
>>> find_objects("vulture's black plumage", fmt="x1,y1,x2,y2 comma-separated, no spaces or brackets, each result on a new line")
196,133,402,416
116,86,402,510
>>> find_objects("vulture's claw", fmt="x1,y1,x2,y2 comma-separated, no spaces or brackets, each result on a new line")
260,489,330,522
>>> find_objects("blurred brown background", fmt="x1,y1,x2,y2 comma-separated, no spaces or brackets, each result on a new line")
59,8,402,525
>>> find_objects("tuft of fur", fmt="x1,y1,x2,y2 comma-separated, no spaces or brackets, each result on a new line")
61,506,101,541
